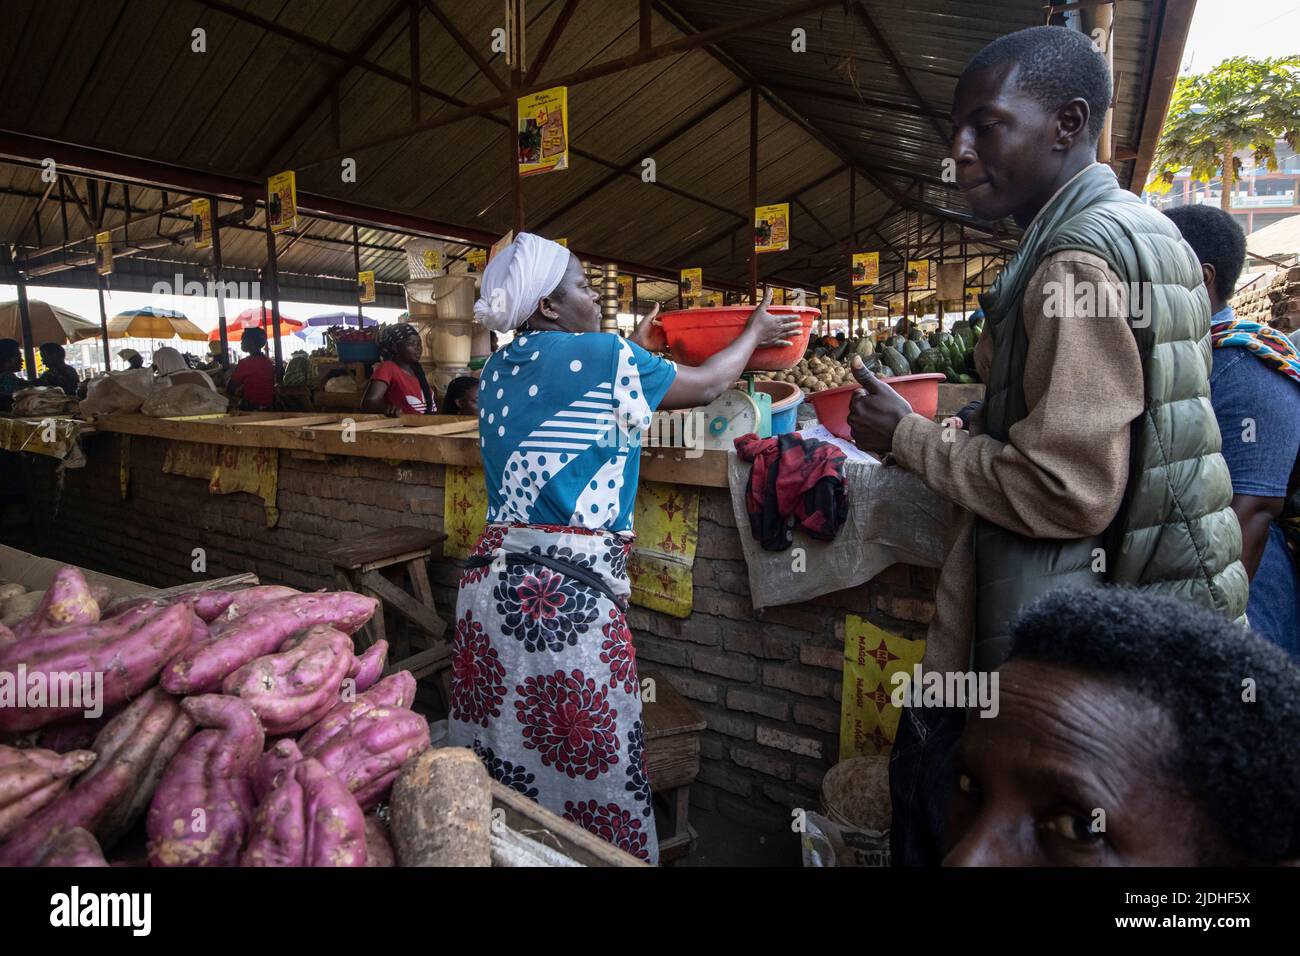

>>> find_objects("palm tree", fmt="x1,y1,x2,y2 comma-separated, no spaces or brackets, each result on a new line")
1146,56,1300,211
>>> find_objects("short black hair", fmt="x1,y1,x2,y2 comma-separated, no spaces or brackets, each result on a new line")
38,342,65,359
241,327,267,349
1006,587,1300,864
1164,204,1247,303
440,375,478,415
0,338,19,360
962,26,1112,141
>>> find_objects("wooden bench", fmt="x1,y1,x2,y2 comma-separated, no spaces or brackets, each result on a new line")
641,670,706,863
328,526,450,675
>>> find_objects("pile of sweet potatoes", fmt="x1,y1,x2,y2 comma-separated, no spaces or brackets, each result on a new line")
0,566,431,867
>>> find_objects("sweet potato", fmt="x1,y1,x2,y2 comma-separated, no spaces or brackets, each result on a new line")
160,592,378,695
0,602,193,732
35,827,109,867
222,626,355,735
350,640,388,693
0,623,13,647
0,744,97,841
223,585,300,622
241,757,366,867
296,671,416,756
252,739,304,802
0,744,135,865
146,695,264,867
301,707,431,810
80,687,195,851
35,708,121,754
10,567,99,640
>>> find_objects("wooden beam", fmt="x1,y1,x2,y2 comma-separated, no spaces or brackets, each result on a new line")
1129,0,1197,193
61,176,96,232
425,0,509,92
408,0,421,123
524,0,581,85
849,0,950,144
748,86,759,302
299,0,840,164
639,0,652,50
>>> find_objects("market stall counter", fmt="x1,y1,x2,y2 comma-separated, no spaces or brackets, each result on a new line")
15,409,946,846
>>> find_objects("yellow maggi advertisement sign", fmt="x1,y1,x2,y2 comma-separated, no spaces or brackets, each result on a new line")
191,198,212,251
852,251,878,287
617,274,634,312
554,237,568,248
680,267,702,308
771,287,786,306
820,284,836,306
466,249,487,274
754,202,790,254
964,287,983,308
518,86,569,177
267,171,297,234
358,270,376,304
860,293,874,313
839,614,925,760
906,259,930,290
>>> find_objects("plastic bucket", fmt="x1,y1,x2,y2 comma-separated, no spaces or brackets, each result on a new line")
658,305,819,370
808,372,946,439
753,380,803,435
406,275,476,319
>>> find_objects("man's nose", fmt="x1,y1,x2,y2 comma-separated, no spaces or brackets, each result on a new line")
943,813,1023,867
951,128,977,167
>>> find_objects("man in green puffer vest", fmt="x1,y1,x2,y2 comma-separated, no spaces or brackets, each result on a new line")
845,25,1248,866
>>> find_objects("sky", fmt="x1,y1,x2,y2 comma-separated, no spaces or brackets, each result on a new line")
1179,0,1300,72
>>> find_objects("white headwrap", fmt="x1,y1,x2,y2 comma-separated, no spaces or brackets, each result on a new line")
151,346,188,376
473,232,572,332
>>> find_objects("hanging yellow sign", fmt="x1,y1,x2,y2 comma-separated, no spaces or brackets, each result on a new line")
466,249,487,274
771,288,786,306
617,274,634,312
554,237,568,248
906,259,930,290
820,284,836,306
518,86,569,177
839,614,926,760
191,198,213,251
267,171,297,234
680,267,702,308
860,293,874,313
852,251,878,287
754,202,790,254
358,271,376,304
95,231,113,276
964,287,983,309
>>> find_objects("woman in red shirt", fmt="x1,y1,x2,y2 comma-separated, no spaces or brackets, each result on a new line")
362,322,436,416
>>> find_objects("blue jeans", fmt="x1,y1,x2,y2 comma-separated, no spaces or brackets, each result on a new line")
888,705,965,867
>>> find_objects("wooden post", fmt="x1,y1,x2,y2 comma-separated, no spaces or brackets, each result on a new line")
212,197,229,362
509,0,525,234
747,86,758,304
264,220,284,380
96,272,111,372
353,223,363,325
15,271,36,383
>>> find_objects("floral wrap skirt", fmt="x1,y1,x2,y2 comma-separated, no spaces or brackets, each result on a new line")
448,523,658,864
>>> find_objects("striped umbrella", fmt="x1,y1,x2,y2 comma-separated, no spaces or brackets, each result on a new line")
107,307,207,341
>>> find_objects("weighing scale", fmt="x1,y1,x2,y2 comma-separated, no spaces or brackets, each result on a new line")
697,373,772,451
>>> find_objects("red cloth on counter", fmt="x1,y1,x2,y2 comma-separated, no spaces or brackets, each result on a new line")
733,432,848,551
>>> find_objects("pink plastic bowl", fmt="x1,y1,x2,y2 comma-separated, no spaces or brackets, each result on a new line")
658,305,819,371
807,373,947,439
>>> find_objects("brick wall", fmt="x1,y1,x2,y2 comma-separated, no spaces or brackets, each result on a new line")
20,433,937,833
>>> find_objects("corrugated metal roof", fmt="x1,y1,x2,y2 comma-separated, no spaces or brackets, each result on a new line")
0,0,1173,306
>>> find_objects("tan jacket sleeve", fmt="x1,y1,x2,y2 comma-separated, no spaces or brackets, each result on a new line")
890,251,1144,539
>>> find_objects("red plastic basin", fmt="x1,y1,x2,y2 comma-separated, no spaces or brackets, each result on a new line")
807,373,947,440
659,305,819,371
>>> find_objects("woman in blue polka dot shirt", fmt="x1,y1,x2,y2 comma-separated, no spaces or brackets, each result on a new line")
450,235,798,862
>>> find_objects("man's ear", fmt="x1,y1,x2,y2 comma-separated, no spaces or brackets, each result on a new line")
1055,97,1091,150
1201,262,1217,295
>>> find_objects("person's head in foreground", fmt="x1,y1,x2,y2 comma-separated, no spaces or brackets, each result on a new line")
1162,204,1247,316
440,375,479,415
951,25,1111,226
473,233,599,335
240,327,267,355
946,587,1300,866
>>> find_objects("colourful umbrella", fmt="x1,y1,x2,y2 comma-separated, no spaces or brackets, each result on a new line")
207,307,303,340
0,299,100,346
107,307,206,341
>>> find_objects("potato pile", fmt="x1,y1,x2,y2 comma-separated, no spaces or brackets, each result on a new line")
755,354,852,393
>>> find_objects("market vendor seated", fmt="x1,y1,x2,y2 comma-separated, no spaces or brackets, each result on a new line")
945,587,1300,866
152,346,217,391
361,322,436,416
449,233,799,863
226,327,275,411
118,348,144,370
37,342,80,396
438,375,479,416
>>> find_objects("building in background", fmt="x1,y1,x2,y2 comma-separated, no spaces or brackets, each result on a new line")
1147,138,1300,236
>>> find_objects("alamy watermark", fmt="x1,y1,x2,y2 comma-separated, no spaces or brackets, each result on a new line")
0,665,104,719
151,272,260,303
890,664,1000,718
